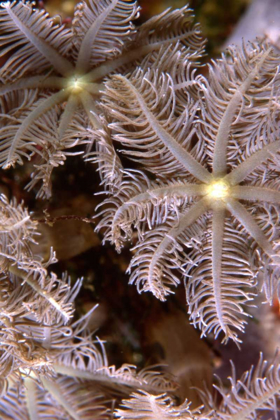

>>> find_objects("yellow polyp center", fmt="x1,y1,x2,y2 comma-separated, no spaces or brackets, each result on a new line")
206,180,229,199
69,78,83,93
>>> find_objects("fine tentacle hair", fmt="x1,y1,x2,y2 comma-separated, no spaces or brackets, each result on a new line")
0,0,280,419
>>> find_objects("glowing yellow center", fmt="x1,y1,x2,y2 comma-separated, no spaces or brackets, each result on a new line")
206,180,229,199
69,78,83,93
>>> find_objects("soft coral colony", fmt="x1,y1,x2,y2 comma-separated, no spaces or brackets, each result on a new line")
0,0,280,419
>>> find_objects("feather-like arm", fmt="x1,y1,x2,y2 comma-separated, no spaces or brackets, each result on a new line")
128,199,209,300
116,354,280,419
196,42,280,176
115,390,199,420
0,1,73,81
186,213,255,343
102,67,209,181
73,0,140,72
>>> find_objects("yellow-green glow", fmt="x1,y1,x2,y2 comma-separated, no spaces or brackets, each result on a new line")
69,78,83,93
206,180,229,199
